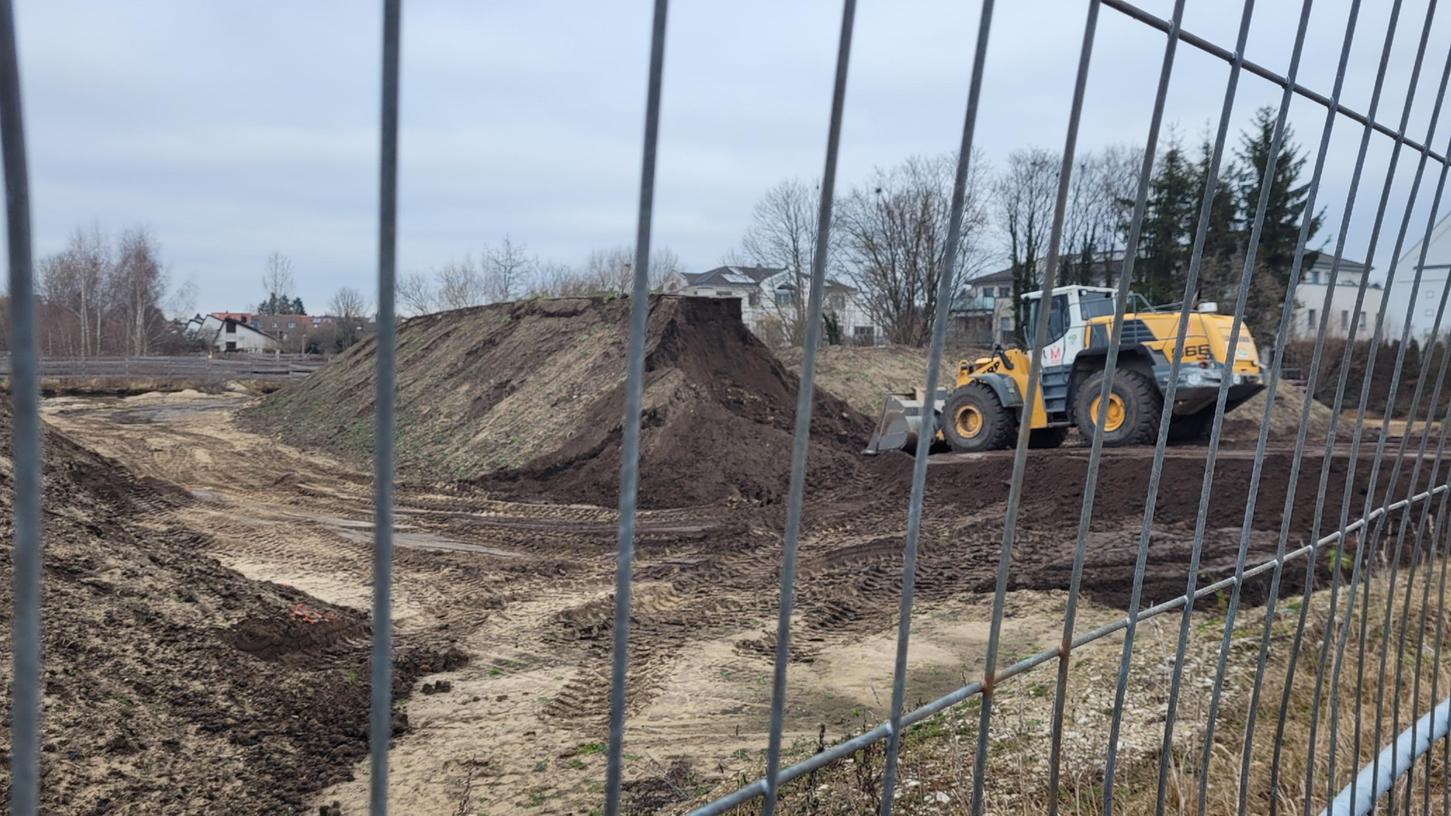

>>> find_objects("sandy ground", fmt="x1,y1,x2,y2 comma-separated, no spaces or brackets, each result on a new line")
42,389,1392,814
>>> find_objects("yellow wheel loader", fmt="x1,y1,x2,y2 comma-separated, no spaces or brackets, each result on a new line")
864,286,1266,454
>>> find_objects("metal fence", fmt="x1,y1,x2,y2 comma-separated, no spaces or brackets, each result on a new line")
6,1,1451,815
0,354,327,383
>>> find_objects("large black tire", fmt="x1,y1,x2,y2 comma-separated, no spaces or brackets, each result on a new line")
942,382,1017,452
1073,369,1161,446
1167,407,1213,445
1029,426,1069,449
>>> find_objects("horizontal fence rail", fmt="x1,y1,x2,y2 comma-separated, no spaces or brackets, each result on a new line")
0,354,327,381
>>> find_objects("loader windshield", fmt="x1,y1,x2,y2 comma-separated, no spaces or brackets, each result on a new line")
1023,294,1070,348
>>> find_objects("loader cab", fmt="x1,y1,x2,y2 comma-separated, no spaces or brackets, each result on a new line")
1021,286,1120,422
1021,286,1117,366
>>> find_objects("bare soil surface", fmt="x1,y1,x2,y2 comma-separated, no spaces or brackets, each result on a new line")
35,299,1404,814
4,398,460,815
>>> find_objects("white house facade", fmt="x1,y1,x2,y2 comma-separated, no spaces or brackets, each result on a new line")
1387,211,1451,342
666,265,883,347
184,313,278,353
1290,256,1380,341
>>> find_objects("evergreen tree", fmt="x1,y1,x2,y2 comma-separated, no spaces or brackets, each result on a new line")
1235,106,1322,338
1192,134,1241,307
1137,135,1197,305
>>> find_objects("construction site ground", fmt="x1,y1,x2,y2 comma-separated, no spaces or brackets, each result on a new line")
41,383,1395,815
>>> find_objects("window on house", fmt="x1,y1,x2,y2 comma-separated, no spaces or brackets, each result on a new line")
999,315,1012,330
852,326,875,346
997,286,1010,298
828,293,846,312
287,321,296,330
748,292,760,307
1308,308,1317,329
1341,310,1349,330
775,287,794,307
1360,311,1366,326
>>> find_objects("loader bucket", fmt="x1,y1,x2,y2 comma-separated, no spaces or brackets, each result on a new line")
863,389,948,455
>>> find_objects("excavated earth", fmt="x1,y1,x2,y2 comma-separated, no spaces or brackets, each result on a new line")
36,295,1407,814
0,405,463,814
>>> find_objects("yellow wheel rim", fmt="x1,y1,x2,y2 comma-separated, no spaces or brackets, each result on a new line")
956,404,984,438
1090,393,1127,433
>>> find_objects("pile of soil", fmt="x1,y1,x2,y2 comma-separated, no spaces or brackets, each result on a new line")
1220,379,1336,445
0,410,460,813
248,296,872,509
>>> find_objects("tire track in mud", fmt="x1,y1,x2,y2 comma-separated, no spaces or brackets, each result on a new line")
44,392,1404,815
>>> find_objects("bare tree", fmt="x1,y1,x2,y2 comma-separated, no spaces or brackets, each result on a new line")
260,251,300,313
39,224,110,357
482,235,532,303
329,286,368,319
996,148,1059,343
527,260,596,297
112,227,167,356
738,178,818,344
435,255,486,309
396,272,437,317
1060,145,1140,287
582,246,683,294
327,285,371,349
835,152,989,346
169,275,199,318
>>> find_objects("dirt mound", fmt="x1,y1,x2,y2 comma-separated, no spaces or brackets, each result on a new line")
1220,379,1336,444
0,410,459,814
248,296,872,509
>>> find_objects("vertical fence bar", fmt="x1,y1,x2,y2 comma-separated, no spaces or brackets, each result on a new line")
878,5,996,813
1320,4,1440,803
760,2,855,812
1357,65,1451,809
1425,489,1451,816
1275,0,1406,805
1250,5,1363,809
0,0,40,813
974,5,1193,815
1382,315,1451,815
604,2,668,813
370,0,402,812
1149,0,1323,807
1086,3,1188,810
1415,480,1451,814
1200,0,1418,809
1042,7,1106,814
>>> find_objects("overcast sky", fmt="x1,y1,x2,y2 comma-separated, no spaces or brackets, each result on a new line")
13,0,1451,317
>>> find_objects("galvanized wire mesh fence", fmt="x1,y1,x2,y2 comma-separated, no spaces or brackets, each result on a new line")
5,1,1451,815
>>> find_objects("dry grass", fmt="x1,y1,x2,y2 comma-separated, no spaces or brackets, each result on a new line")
697,550,1451,815
776,345,968,418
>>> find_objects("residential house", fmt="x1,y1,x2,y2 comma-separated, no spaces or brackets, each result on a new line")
951,252,1132,346
1290,256,1379,341
1386,210,1451,342
250,313,342,351
185,313,277,353
665,265,883,347
950,267,1016,345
